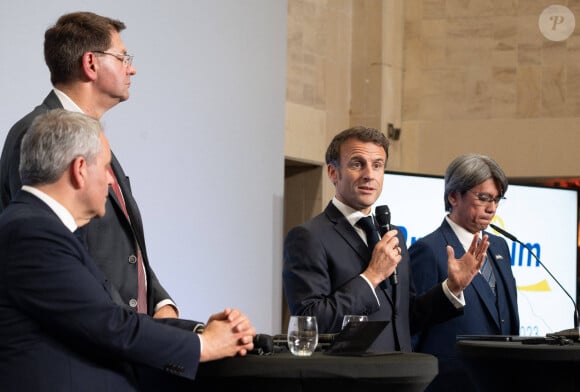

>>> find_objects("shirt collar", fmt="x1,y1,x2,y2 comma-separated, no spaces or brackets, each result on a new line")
53,88,84,113
445,215,480,252
22,185,77,233
332,196,370,227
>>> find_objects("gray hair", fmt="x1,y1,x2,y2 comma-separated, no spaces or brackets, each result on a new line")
20,109,103,186
444,153,508,211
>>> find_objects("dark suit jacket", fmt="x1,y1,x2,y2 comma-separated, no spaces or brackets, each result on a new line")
409,218,519,390
0,91,172,315
283,201,463,352
0,191,200,391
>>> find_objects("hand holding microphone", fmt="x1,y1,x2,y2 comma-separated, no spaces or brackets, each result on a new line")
375,205,399,285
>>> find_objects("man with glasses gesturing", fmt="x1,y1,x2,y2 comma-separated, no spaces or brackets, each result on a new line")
409,153,520,392
0,11,176,318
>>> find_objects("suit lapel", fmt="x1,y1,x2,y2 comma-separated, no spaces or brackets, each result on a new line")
108,153,128,214
109,153,146,252
324,202,369,261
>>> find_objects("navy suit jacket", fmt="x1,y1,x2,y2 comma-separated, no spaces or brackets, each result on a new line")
0,91,172,315
0,191,200,391
283,202,463,352
409,219,519,389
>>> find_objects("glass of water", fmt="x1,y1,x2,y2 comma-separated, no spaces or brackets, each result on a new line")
287,315,318,356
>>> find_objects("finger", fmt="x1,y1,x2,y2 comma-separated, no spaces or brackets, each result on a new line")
226,308,241,322
480,234,490,249
467,234,480,254
207,310,227,322
239,334,255,345
392,246,401,257
475,236,489,255
446,245,455,260
380,229,399,243
232,318,251,332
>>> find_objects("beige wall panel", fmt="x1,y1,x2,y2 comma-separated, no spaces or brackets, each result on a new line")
285,102,327,163
407,119,580,177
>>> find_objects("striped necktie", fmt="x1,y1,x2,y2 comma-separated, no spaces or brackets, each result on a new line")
480,253,496,295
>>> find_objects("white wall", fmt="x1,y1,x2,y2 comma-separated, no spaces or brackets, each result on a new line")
0,1,287,335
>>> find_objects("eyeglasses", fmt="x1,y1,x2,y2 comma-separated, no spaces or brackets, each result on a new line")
93,51,134,66
468,190,506,205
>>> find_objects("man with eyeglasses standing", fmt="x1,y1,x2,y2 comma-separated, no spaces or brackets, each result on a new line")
0,12,178,319
409,153,520,392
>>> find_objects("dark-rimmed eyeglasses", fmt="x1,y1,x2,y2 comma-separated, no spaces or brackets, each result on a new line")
468,190,506,205
93,51,134,66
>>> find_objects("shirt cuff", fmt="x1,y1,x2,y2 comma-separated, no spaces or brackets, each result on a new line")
195,331,203,357
442,278,465,309
360,274,380,305
154,299,179,315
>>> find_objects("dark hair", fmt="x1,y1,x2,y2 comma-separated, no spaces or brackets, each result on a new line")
44,11,126,85
444,153,508,211
325,126,390,167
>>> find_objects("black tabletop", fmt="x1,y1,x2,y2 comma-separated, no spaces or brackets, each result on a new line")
457,338,580,391
193,351,438,392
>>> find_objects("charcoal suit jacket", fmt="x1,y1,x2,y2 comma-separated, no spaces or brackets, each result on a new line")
0,91,173,315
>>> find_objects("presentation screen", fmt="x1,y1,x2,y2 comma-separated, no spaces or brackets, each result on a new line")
375,171,578,336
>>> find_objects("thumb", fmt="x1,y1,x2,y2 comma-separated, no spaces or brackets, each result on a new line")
446,245,455,260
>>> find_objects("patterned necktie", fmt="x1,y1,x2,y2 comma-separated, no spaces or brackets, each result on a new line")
107,167,148,313
480,253,496,295
356,216,380,250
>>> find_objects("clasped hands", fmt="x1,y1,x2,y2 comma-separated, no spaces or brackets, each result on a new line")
198,307,256,362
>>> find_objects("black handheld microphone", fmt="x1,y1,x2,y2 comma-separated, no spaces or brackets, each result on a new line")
375,205,398,285
489,223,579,330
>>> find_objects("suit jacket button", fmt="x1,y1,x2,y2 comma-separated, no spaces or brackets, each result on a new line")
128,255,137,264
129,298,138,308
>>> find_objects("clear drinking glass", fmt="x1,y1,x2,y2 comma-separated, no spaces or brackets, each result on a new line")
287,315,318,356
341,315,368,330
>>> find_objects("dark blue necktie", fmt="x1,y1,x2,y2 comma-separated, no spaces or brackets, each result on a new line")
357,216,380,250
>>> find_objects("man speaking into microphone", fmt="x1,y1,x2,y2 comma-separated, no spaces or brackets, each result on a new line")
409,153,520,392
283,126,489,353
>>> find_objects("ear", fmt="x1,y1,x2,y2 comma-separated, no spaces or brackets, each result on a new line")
448,191,460,208
81,52,99,81
70,156,88,190
327,163,338,186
